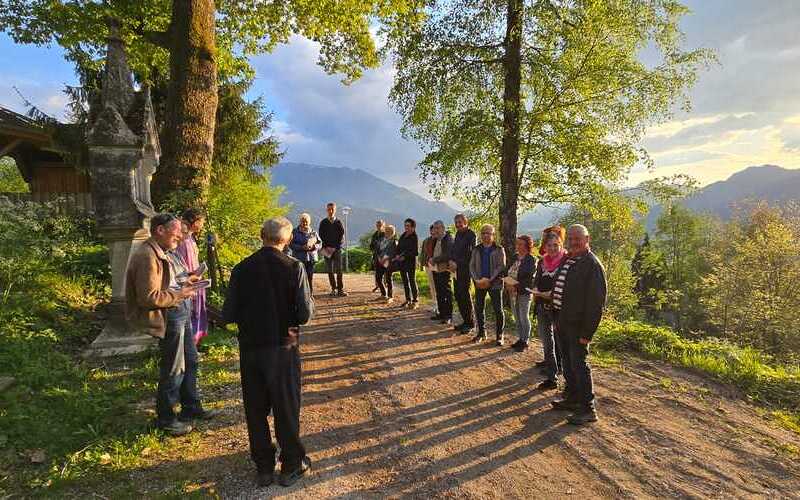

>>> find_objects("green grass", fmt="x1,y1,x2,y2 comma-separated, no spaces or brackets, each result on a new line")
0,246,240,496
593,320,800,432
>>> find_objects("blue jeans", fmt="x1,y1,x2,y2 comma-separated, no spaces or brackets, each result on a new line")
536,305,560,381
513,294,532,344
156,300,202,425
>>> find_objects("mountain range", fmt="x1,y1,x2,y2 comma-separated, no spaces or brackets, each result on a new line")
271,162,457,242
646,164,800,228
269,162,800,242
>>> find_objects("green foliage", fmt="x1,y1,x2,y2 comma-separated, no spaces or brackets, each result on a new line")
653,203,716,332
594,320,800,416
314,247,374,274
701,203,800,362
0,157,29,193
0,0,415,85
631,233,669,319
0,198,105,301
386,0,713,215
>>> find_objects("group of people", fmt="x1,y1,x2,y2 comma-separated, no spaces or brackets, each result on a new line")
124,203,607,490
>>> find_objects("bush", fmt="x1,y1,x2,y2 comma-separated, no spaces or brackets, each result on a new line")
313,247,374,273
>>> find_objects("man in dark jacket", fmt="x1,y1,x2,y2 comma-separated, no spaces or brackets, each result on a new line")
549,224,607,425
223,217,315,488
369,220,386,293
450,214,476,333
318,202,347,296
429,220,454,325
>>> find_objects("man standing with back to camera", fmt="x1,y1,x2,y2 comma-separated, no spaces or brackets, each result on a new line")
223,217,315,488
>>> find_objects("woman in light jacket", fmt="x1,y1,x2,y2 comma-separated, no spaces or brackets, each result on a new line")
376,224,398,303
505,235,536,354
289,213,322,292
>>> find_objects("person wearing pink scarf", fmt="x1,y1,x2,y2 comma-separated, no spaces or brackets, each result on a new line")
531,227,568,391
176,208,209,345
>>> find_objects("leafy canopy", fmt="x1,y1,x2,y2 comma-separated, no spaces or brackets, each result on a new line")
386,0,713,213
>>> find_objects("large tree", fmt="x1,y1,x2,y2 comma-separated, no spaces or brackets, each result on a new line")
386,0,712,252
1,0,414,204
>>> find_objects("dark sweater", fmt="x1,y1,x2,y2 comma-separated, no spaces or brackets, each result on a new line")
555,251,607,340
318,217,345,249
395,232,419,270
222,247,314,349
451,228,477,267
533,258,562,305
510,254,536,296
369,230,384,257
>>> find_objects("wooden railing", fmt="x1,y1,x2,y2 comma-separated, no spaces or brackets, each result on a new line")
0,192,93,214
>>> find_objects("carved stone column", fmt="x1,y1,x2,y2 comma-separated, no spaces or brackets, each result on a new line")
84,20,162,357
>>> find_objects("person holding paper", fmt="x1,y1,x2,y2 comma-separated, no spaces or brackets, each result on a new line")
429,220,454,325
318,202,347,296
420,225,439,316
290,213,322,293
468,224,506,345
222,217,314,488
126,213,218,437
532,227,567,390
176,208,209,345
505,235,536,353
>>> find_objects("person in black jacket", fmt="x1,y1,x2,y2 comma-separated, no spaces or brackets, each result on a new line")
450,214,476,333
222,217,314,488
549,224,607,425
375,225,398,303
505,235,536,353
394,218,420,308
429,220,454,325
369,220,386,293
318,202,347,297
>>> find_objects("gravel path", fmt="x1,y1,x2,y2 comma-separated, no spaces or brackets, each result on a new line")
130,274,800,499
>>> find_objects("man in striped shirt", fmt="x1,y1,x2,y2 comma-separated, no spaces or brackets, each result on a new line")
550,224,607,425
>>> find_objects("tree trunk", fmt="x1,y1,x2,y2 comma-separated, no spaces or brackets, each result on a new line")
152,0,218,208
499,0,523,255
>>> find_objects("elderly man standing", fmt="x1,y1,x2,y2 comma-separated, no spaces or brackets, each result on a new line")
469,224,506,345
319,202,347,297
126,213,217,437
450,214,477,334
429,220,454,325
223,217,314,488
550,224,607,425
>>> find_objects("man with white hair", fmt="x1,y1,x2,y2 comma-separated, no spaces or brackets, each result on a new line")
549,224,607,425
223,217,314,488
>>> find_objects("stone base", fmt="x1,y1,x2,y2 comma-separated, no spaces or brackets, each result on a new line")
82,323,156,358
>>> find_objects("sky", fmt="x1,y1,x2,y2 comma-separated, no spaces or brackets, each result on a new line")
2,0,800,200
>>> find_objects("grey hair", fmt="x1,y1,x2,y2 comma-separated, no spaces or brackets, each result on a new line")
299,212,311,223
261,217,294,244
433,220,445,228
480,223,495,234
568,224,590,237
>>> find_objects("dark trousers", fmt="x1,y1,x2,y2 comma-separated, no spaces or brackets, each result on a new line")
556,321,595,410
325,249,343,292
433,271,453,319
376,266,394,297
453,266,474,327
373,258,381,289
239,345,306,473
536,305,561,381
474,287,504,338
399,267,418,302
156,301,202,425
303,261,315,293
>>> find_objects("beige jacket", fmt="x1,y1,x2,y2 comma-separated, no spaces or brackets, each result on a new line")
125,238,183,338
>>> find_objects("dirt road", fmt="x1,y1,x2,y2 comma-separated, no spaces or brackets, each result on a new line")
136,274,800,498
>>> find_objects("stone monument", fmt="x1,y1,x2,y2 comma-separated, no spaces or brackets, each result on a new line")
83,20,161,357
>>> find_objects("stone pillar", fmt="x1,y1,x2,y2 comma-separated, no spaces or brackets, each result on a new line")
83,20,162,357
